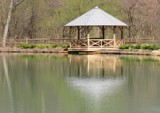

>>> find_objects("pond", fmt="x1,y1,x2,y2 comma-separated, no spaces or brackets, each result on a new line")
0,54,160,113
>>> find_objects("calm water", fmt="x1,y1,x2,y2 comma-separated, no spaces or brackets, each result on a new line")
0,54,160,113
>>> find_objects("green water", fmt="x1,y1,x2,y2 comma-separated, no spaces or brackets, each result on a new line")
0,54,160,113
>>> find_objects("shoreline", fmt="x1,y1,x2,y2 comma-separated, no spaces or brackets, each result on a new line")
0,47,68,54
0,47,160,56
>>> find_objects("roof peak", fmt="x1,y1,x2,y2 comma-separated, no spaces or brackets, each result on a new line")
94,6,99,9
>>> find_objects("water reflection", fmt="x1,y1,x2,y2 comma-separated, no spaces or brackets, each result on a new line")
67,77,125,99
0,54,160,113
68,55,123,77
2,55,14,113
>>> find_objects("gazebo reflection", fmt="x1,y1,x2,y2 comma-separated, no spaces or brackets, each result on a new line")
66,55,126,113
68,55,123,77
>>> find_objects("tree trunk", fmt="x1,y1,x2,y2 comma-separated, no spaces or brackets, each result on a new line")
2,0,14,47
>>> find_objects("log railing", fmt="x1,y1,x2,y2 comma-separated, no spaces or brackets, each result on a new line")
0,38,70,47
123,38,160,44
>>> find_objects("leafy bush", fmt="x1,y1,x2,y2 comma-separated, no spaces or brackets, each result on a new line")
51,44,58,48
51,44,69,48
119,44,130,49
140,44,149,50
140,44,160,50
59,44,69,48
17,43,69,49
17,44,36,49
120,44,160,50
35,44,51,49
130,44,140,49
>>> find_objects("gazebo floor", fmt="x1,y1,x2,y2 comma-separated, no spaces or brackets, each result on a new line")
68,47,120,54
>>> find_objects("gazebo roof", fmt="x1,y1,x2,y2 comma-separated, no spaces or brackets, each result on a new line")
65,6,127,27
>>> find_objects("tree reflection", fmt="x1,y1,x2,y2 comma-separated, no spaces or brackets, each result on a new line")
2,55,15,113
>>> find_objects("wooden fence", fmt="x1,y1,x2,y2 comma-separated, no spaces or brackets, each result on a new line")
123,38,160,44
0,38,70,47
0,38,160,47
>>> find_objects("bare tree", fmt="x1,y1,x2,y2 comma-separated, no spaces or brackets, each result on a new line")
2,0,24,47
121,0,139,38
121,0,160,39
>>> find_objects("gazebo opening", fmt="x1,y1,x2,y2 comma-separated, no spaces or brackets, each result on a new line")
90,27,101,39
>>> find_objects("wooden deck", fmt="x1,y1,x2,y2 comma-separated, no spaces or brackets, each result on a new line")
68,47,120,52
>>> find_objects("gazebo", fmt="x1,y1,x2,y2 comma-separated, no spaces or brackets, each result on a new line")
64,6,127,52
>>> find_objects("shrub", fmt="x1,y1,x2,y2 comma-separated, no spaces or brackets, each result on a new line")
130,44,140,49
51,44,58,48
50,44,69,48
35,44,51,49
17,44,36,49
120,44,160,50
17,43,69,49
140,44,160,50
148,44,160,50
140,44,149,50
60,44,69,48
119,44,129,49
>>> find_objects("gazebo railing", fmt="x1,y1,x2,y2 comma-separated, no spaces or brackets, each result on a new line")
89,39,114,48
70,39,88,47
70,39,123,48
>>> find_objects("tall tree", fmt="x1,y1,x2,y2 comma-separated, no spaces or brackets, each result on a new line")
2,0,24,47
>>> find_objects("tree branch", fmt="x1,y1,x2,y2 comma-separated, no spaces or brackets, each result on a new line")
14,0,25,8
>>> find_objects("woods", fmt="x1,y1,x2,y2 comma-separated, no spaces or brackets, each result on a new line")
0,0,160,46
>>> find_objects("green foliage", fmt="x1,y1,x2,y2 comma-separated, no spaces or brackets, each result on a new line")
36,0,121,38
120,44,160,50
140,44,160,50
130,44,140,49
119,44,130,49
17,43,69,49
51,44,58,48
35,44,51,49
58,44,69,48
17,43,36,49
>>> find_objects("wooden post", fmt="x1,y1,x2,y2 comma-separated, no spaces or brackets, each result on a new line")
69,27,72,48
113,27,116,48
77,26,80,39
102,26,105,39
121,27,124,39
87,34,90,48
25,37,28,44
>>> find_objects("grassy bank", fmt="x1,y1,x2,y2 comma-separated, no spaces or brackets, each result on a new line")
0,43,160,56
17,43,69,49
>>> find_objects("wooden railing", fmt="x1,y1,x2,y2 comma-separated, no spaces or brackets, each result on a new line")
70,39,88,47
89,39,114,48
70,39,123,48
116,39,124,46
